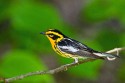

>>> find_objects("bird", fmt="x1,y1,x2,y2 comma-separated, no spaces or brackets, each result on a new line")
40,29,119,63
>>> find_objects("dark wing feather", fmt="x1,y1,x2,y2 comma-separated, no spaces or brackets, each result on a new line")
57,38,102,59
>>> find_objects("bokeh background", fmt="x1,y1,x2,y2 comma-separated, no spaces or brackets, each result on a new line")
0,0,125,83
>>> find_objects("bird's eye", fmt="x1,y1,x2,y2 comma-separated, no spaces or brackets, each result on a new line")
49,34,54,37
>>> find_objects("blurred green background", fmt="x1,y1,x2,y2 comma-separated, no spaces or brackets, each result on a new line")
0,0,125,83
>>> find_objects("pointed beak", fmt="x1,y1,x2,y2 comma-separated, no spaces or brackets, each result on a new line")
40,32,46,35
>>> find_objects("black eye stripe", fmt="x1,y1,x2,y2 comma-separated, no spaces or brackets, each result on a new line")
47,33,54,37
52,35,60,40
47,33,60,40
48,34,54,37
48,33,54,35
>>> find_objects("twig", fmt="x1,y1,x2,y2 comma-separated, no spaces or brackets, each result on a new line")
0,47,124,83
106,47,125,53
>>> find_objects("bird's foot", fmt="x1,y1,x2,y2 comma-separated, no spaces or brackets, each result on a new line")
73,58,79,65
116,48,119,56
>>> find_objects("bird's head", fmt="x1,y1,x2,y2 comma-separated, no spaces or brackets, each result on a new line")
41,29,66,42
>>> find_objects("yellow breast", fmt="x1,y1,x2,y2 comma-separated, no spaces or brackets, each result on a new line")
46,35,76,59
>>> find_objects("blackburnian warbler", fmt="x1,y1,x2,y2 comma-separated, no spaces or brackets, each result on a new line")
41,29,119,63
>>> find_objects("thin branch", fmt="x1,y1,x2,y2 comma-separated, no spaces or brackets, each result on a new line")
0,47,124,83
106,47,125,53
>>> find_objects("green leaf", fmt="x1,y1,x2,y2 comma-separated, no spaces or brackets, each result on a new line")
81,0,125,23
0,0,10,20
0,50,55,83
95,28,121,50
9,1,63,31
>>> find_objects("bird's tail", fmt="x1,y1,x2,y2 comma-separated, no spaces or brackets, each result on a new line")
93,52,120,61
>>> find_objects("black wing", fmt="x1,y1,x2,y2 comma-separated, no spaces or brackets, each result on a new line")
57,38,101,58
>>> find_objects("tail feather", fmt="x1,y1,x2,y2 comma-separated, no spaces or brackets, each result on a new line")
102,53,120,60
93,52,120,61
